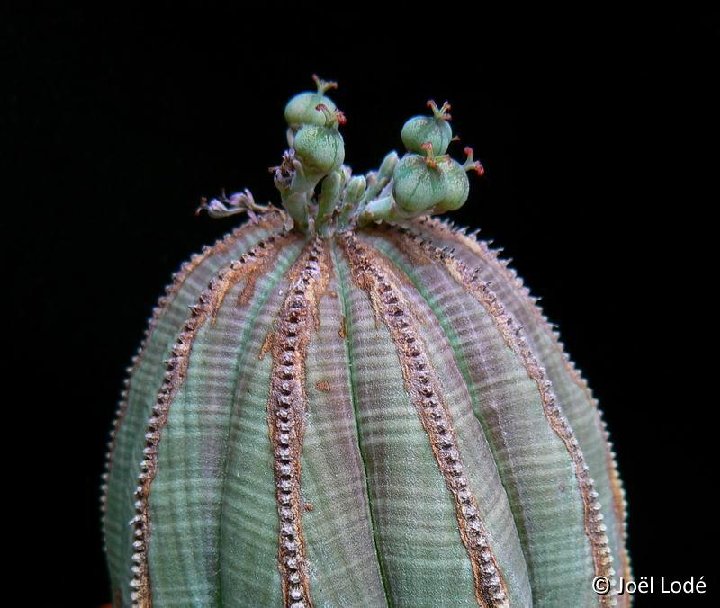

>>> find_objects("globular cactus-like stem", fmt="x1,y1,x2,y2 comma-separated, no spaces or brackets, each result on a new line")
103,77,628,608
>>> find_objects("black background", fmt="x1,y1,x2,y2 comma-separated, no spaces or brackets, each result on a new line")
6,4,718,607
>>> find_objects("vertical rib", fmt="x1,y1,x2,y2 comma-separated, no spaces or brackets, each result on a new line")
267,238,329,608
129,232,290,608
353,237,532,607
103,212,284,600
414,217,629,591
341,234,510,608
396,230,615,607
298,244,389,606
146,235,304,606
103,213,283,509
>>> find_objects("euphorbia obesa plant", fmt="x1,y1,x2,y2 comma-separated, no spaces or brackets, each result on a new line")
102,76,629,607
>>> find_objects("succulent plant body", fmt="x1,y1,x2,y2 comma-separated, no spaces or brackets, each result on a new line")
103,76,629,607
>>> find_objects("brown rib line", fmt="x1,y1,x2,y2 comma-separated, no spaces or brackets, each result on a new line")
414,216,630,588
100,211,285,525
397,229,616,607
267,238,329,608
340,233,510,608
128,231,293,608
